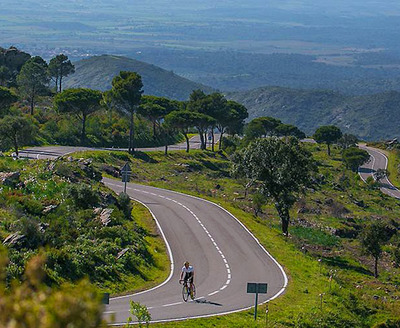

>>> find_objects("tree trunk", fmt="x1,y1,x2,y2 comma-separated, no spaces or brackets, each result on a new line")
327,143,331,156
81,114,86,146
204,132,207,150
153,121,157,139
211,129,215,152
129,110,135,154
275,203,290,237
165,144,168,156
199,130,205,150
59,66,63,93
184,133,190,153
30,95,34,115
219,130,224,150
374,256,379,278
13,135,19,157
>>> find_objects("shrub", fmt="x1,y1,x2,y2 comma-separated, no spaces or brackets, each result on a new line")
67,184,99,209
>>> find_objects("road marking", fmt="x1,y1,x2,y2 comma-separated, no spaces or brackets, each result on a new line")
207,291,219,296
162,302,182,307
130,188,233,299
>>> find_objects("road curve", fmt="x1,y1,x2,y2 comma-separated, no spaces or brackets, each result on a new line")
358,145,400,199
17,135,217,160
103,178,287,324
20,144,287,324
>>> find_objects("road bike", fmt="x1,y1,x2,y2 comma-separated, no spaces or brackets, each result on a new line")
180,280,196,302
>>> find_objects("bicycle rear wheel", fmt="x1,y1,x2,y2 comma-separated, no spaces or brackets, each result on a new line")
182,285,189,302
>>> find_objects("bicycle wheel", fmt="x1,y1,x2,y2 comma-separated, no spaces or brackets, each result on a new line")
182,285,189,302
190,284,196,300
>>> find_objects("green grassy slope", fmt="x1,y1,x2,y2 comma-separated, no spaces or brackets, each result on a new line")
75,146,400,327
64,55,214,100
0,156,169,295
228,86,400,141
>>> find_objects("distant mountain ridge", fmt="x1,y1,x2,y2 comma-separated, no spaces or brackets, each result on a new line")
64,55,214,101
228,86,400,141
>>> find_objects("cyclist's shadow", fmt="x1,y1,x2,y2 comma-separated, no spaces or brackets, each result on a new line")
194,299,223,306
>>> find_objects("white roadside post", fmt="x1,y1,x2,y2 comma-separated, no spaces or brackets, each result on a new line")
121,162,132,193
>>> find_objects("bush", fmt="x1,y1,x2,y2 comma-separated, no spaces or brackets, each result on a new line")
67,184,99,209
118,192,132,220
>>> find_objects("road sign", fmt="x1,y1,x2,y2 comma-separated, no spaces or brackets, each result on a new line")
247,282,268,320
121,162,132,193
247,282,268,294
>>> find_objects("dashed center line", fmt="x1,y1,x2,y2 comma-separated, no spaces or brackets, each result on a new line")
132,188,232,298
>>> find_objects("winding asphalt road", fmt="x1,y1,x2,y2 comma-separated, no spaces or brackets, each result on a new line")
358,145,400,199
21,138,287,325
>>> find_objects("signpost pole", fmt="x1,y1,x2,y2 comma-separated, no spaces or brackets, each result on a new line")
124,179,127,193
254,290,258,320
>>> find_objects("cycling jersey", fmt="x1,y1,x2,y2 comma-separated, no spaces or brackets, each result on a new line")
181,265,194,274
182,265,194,283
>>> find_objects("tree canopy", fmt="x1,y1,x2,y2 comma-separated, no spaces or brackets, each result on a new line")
0,115,36,156
106,71,143,153
314,125,343,156
342,147,370,172
54,88,103,145
17,56,49,115
0,86,18,116
232,137,317,236
48,54,75,93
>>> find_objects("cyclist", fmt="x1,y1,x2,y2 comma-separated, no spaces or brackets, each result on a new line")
180,261,195,295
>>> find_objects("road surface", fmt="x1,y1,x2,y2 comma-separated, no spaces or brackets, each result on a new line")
21,140,287,325
358,145,400,199
103,178,287,325
18,135,218,160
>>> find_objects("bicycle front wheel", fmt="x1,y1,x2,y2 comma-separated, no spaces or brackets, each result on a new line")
182,285,189,302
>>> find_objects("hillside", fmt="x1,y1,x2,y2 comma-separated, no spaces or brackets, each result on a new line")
64,55,214,100
228,86,400,141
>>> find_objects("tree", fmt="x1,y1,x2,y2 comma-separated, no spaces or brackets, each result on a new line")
216,100,248,150
105,71,143,153
314,125,342,156
342,147,370,172
244,117,282,141
17,56,49,115
164,110,197,152
194,113,216,150
0,66,11,86
338,133,358,149
0,115,36,156
232,137,317,236
360,221,391,278
0,86,17,116
252,193,266,217
275,124,306,139
54,88,102,145
48,54,75,93
187,90,216,150
0,250,105,328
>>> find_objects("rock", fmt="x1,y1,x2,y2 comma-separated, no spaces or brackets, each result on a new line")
0,172,20,187
101,192,117,206
353,200,366,208
99,208,114,226
117,248,130,259
38,223,49,233
3,233,25,246
93,207,103,215
42,204,58,214
101,164,120,178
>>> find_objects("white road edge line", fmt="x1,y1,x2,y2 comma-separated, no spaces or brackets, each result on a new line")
107,182,288,326
104,186,175,301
